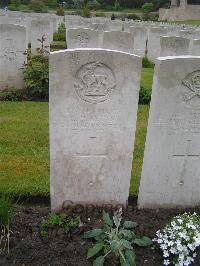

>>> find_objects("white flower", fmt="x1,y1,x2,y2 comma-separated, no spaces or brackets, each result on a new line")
163,259,170,265
154,212,200,266
163,250,169,258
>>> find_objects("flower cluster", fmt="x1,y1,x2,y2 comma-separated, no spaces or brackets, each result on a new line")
154,212,200,266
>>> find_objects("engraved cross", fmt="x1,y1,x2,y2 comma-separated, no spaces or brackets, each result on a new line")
172,140,200,185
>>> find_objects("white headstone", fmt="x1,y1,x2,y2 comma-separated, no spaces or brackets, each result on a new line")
67,28,100,48
160,36,190,57
0,24,27,90
147,27,168,62
109,20,122,31
191,39,200,56
49,48,142,211
129,26,147,57
31,19,52,55
103,31,134,54
138,56,200,208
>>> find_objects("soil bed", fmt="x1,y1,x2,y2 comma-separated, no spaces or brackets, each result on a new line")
1,201,200,266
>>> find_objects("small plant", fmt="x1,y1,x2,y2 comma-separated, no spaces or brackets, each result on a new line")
83,209,152,265
41,212,80,234
142,57,154,69
23,35,49,100
82,0,91,17
125,14,140,21
0,87,25,101
0,195,12,228
139,86,151,104
0,195,13,255
142,2,154,14
154,212,200,266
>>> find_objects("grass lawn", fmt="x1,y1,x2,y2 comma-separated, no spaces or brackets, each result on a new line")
175,20,200,26
141,67,154,91
0,68,153,198
0,102,49,196
130,105,149,196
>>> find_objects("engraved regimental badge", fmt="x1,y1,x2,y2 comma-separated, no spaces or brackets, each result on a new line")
182,71,200,109
74,62,116,104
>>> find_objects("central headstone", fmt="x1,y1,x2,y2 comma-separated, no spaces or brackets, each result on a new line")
49,48,141,211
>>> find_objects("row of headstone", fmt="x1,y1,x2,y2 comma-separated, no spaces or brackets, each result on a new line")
65,16,200,60
0,12,199,91
0,11,65,90
49,48,200,211
0,11,64,55
66,26,200,59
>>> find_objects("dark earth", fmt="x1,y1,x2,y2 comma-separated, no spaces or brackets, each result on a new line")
0,197,200,266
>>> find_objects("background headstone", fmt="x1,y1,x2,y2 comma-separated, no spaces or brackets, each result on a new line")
129,26,147,57
31,19,52,55
160,36,190,56
67,28,100,48
0,24,27,90
103,31,134,54
191,39,200,56
147,27,168,62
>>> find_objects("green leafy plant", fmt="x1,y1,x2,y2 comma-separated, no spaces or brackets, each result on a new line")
0,87,25,101
0,195,13,255
23,35,49,100
83,209,152,265
125,14,140,20
142,57,154,69
29,0,48,12
82,0,91,17
41,212,80,234
0,195,12,228
142,2,154,13
139,86,151,105
114,0,121,11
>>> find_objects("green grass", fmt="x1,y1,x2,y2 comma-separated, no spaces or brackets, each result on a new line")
51,41,66,46
174,20,200,26
0,102,49,196
0,68,153,197
141,68,154,91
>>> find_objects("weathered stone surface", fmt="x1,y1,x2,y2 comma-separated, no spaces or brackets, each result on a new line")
31,19,52,55
108,20,122,31
147,27,167,62
67,28,100,48
129,26,147,56
103,31,134,54
49,48,142,211
138,56,200,208
0,24,27,90
160,36,190,56
191,39,200,56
